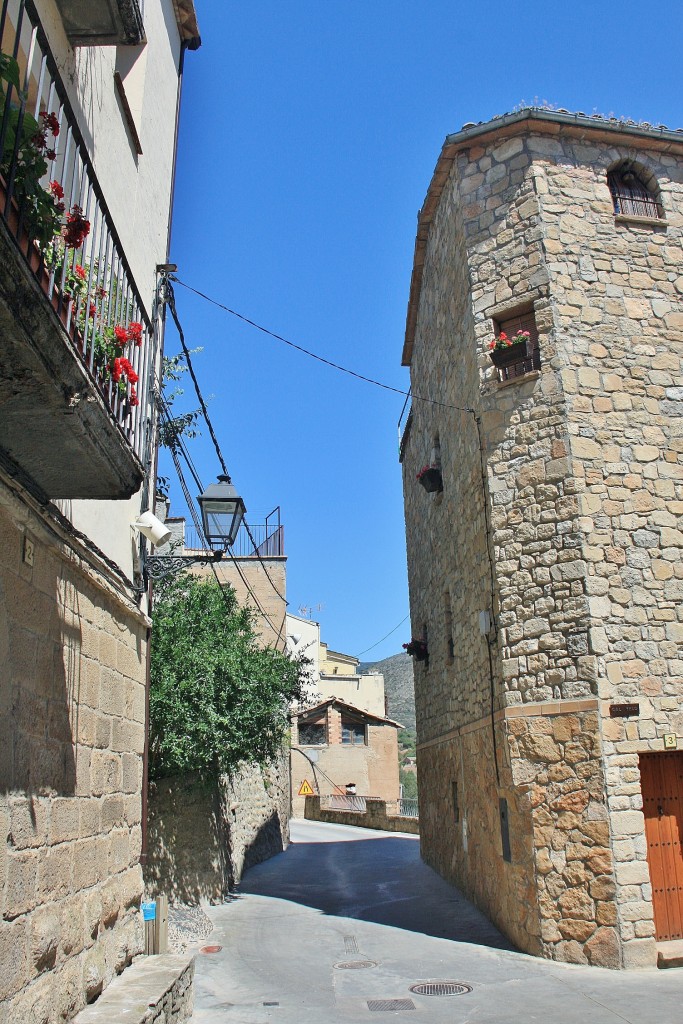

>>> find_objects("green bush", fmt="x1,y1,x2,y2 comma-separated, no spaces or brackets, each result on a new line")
149,574,306,780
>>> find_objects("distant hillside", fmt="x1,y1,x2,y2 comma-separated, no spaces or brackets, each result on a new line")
360,652,415,730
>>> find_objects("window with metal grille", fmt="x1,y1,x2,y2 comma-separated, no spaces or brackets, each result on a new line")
298,719,327,745
494,308,541,381
608,168,662,220
341,716,366,745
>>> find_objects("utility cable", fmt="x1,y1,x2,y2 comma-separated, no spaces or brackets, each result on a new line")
356,613,410,658
172,277,475,417
158,399,285,645
161,280,287,607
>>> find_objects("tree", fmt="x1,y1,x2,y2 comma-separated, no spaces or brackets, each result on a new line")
149,574,306,780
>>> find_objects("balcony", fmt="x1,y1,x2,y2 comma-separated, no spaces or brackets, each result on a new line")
53,0,145,46
0,1,155,499
183,508,285,558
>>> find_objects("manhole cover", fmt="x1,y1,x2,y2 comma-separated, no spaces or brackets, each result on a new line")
409,981,472,997
334,960,377,970
199,945,223,954
368,999,415,1011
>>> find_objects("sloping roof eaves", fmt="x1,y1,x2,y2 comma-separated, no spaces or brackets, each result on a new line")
401,108,683,367
173,0,201,48
295,696,403,729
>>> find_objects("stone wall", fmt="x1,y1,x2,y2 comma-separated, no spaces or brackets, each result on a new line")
73,953,194,1024
0,484,147,1022
401,113,682,968
304,796,419,835
144,753,290,902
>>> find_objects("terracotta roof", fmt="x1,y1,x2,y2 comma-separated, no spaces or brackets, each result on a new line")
402,107,683,366
295,696,403,729
172,0,201,49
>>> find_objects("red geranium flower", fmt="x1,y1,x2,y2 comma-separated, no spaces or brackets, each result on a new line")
62,205,90,248
74,264,87,281
127,321,143,345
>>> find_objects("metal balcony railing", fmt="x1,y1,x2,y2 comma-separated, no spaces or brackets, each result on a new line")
184,507,284,557
0,0,155,470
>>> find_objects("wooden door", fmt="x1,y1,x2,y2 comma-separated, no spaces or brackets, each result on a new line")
640,752,683,941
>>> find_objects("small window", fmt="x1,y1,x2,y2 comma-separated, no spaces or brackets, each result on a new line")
493,308,541,382
444,591,454,663
341,717,366,745
608,165,662,220
298,720,327,745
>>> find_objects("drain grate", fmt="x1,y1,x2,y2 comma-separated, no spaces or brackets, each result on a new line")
344,935,359,954
409,981,472,997
334,960,377,970
368,999,415,1012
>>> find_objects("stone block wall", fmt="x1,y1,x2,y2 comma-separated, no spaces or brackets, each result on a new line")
0,485,148,1022
402,114,682,968
144,752,290,902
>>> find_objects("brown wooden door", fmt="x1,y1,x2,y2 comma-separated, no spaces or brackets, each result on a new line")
640,752,683,941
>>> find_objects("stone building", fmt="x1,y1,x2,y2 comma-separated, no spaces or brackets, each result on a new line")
399,107,682,969
0,1,199,1020
291,697,402,818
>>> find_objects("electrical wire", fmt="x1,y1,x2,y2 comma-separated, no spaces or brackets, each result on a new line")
158,397,286,645
355,613,410,658
162,277,287,607
172,277,475,417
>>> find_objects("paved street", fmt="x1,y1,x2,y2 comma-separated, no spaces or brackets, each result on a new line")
192,819,683,1023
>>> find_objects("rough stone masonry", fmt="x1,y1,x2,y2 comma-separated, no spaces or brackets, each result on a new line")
400,108,682,969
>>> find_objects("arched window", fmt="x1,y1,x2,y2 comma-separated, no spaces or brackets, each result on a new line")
607,164,662,219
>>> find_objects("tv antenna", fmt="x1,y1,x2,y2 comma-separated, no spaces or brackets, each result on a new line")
298,603,325,620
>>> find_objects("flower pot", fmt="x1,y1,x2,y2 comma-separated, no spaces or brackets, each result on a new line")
489,341,528,367
417,467,442,493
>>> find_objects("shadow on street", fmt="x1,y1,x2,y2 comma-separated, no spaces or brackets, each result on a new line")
237,827,516,952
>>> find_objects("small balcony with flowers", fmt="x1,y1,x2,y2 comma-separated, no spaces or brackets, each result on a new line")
0,0,155,499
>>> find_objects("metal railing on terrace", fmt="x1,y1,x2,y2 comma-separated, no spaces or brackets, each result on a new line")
0,0,155,466
320,794,419,819
184,507,284,557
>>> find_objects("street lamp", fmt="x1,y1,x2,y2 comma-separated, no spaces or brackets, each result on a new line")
135,475,247,589
197,474,246,549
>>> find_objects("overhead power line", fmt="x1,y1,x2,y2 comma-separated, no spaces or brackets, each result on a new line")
157,395,286,645
356,613,410,659
162,276,287,607
172,277,475,417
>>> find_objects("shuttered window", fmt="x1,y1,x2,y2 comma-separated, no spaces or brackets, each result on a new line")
608,169,661,220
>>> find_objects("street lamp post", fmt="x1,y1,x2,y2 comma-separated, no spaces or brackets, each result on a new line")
139,475,247,588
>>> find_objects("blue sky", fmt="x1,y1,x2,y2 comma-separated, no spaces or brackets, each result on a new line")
161,0,683,661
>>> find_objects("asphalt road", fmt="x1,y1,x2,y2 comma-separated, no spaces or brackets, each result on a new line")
192,819,683,1023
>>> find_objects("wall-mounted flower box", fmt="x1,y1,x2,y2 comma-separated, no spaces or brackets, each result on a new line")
403,639,428,661
488,330,529,367
417,465,443,493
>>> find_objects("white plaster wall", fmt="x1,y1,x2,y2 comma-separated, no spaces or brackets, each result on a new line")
286,615,322,698
35,0,186,580
317,672,386,718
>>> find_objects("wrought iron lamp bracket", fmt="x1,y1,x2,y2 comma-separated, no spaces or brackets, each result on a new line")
134,549,224,592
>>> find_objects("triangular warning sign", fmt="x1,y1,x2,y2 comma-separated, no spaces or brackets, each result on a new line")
298,779,315,796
